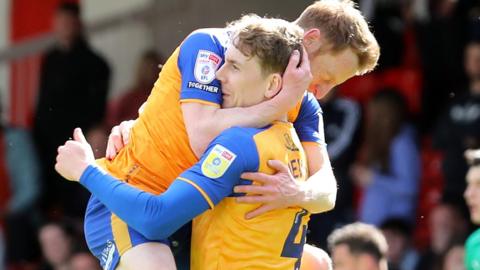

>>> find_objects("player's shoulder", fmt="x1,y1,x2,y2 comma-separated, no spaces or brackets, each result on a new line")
301,92,322,114
182,28,229,50
206,127,264,169
216,126,267,144
212,126,270,155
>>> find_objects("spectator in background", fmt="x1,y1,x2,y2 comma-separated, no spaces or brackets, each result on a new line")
433,40,480,207
351,89,420,226
416,201,469,270
105,50,163,129
309,88,361,248
419,0,474,133
328,222,389,270
38,222,75,270
70,252,101,270
33,2,110,218
380,218,419,270
3,126,42,268
0,92,42,267
464,149,480,269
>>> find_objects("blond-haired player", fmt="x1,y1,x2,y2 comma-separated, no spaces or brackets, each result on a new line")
57,1,379,269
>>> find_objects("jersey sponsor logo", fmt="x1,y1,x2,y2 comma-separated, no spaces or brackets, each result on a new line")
201,144,237,179
187,81,219,93
194,50,221,84
100,240,116,270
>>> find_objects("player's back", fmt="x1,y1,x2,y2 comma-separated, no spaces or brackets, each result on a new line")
191,122,310,270
97,28,227,194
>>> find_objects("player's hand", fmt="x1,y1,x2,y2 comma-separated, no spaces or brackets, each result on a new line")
106,120,135,160
55,128,96,182
275,46,312,110
233,160,303,219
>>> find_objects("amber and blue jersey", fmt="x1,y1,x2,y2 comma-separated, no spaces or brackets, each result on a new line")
82,121,310,270
95,28,323,196
84,27,322,269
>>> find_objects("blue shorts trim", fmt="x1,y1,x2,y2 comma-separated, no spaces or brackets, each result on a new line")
84,196,169,270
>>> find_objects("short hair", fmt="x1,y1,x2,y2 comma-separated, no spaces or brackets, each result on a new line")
327,222,388,262
57,2,81,17
380,218,412,237
227,15,304,75
295,0,380,75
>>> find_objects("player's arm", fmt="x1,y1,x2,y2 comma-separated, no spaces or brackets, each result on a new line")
178,32,311,156
56,128,251,240
298,141,337,213
235,94,336,217
79,166,211,240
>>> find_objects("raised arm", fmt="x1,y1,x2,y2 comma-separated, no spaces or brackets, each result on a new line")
79,166,211,240
177,31,310,156
105,32,310,159
57,128,251,239
182,48,311,156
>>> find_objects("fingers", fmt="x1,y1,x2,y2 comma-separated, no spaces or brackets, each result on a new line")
105,138,119,160
235,195,273,204
106,126,124,159
54,162,61,174
119,120,134,145
240,172,275,184
285,50,301,73
300,46,310,70
244,204,275,219
267,160,289,173
239,161,287,183
105,139,116,160
73,128,88,144
234,185,274,194
121,125,130,145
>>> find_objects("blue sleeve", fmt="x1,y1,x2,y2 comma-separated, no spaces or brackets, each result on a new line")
179,127,259,205
293,93,325,145
80,165,210,240
78,128,258,241
178,31,224,106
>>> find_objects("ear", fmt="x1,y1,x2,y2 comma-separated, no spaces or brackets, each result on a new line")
303,28,322,54
265,73,282,99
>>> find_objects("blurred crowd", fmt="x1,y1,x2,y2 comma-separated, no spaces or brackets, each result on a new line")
1,0,480,269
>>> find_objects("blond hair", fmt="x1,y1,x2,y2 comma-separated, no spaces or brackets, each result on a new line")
295,0,380,75
227,15,304,75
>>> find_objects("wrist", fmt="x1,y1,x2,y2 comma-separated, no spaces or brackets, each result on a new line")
76,162,95,182
295,181,311,207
